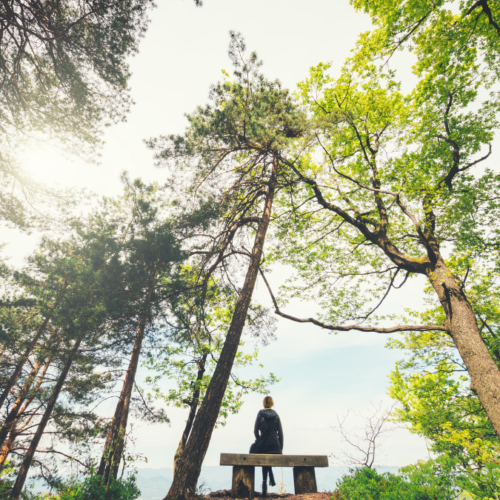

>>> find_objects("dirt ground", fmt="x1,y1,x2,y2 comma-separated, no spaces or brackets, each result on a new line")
205,490,333,500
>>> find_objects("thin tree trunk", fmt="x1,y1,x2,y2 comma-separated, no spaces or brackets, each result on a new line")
0,390,39,469
97,387,125,476
428,256,500,440
107,320,145,483
0,422,17,469
0,279,67,408
0,318,49,409
165,156,278,500
10,337,82,499
97,386,125,477
100,280,156,485
173,352,207,478
0,358,50,449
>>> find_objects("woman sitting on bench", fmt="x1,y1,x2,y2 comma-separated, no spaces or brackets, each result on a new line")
250,396,284,496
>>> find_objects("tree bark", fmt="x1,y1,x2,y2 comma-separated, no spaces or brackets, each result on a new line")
10,337,82,499
99,280,155,485
0,318,49,409
107,315,147,483
0,421,17,469
165,155,278,500
427,256,500,440
173,352,207,478
0,279,67,409
97,385,125,477
1,422,22,469
0,400,37,469
0,358,50,449
0,362,50,469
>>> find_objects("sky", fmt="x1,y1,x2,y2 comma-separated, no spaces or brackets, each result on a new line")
1,0,459,473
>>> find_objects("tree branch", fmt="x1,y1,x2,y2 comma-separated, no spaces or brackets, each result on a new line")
16,447,88,468
258,268,446,334
465,0,500,37
280,155,429,273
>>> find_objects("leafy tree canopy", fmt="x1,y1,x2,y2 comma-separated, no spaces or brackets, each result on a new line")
351,0,500,86
0,0,195,228
271,53,499,324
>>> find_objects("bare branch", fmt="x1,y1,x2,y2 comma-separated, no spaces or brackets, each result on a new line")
331,402,399,468
15,447,88,468
258,268,447,334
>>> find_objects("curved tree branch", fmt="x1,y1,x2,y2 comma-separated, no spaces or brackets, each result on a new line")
259,268,447,334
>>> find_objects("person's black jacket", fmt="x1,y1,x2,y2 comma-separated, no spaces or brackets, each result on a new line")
251,409,284,454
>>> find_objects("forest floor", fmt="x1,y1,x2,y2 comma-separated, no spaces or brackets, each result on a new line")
206,490,333,500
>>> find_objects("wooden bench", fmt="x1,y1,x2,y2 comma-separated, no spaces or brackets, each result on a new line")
220,453,329,499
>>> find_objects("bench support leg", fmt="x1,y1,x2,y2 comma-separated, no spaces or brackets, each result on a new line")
232,465,255,499
293,466,317,494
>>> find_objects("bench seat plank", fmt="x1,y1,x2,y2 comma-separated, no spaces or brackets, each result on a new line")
220,453,328,467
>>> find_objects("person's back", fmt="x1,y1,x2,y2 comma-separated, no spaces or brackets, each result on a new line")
254,407,283,454
250,396,284,496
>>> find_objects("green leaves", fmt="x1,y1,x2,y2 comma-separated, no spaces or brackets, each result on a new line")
350,0,500,78
142,280,279,428
51,470,140,500
145,342,278,427
271,6,500,326
333,464,457,499
146,33,308,248
0,0,156,227
386,258,500,494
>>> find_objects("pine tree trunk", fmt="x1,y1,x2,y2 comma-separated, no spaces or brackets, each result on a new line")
107,316,146,482
165,156,278,500
0,423,16,469
10,337,82,499
173,352,207,478
0,279,67,409
99,280,155,485
428,256,500,440
97,386,125,476
0,318,49,409
0,359,50,469
0,359,46,448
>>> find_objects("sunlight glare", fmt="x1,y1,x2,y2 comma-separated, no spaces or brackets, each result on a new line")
20,146,77,188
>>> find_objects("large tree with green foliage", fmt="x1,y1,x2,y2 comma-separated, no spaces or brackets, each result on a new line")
0,179,181,494
94,178,185,486
5,229,132,498
267,42,500,440
0,0,205,227
147,33,306,500
143,269,277,478
387,257,500,495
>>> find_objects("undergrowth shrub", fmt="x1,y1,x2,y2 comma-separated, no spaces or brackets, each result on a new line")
57,472,140,500
331,465,459,500
15,471,140,500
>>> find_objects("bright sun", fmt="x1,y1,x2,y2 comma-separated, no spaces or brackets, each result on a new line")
20,145,84,189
